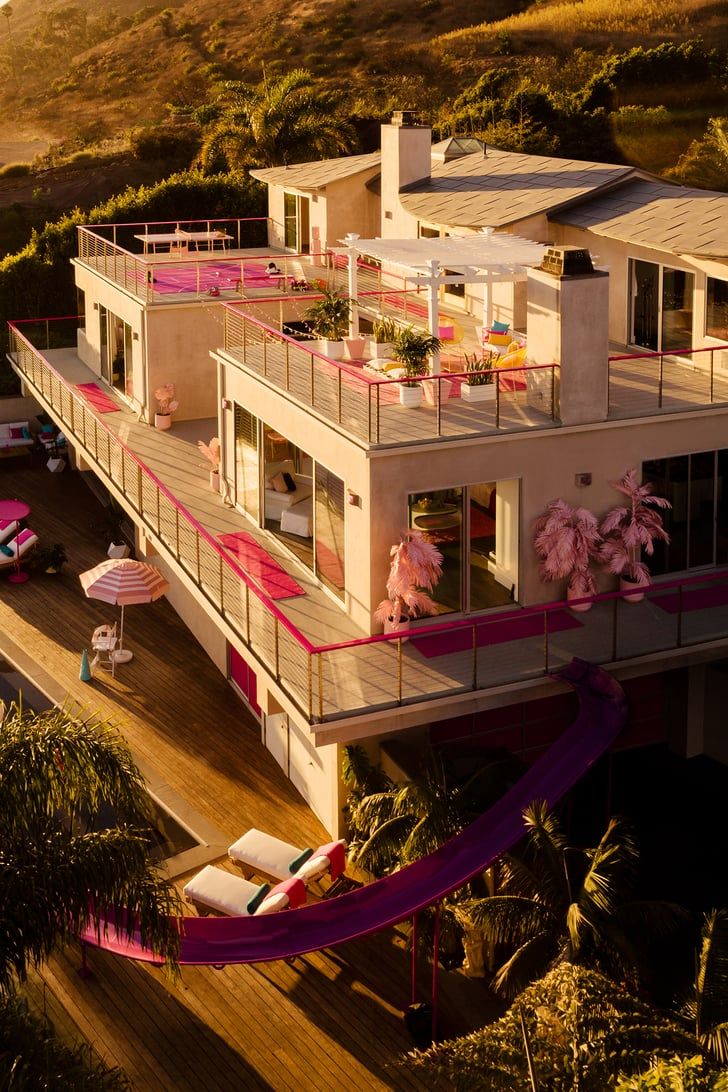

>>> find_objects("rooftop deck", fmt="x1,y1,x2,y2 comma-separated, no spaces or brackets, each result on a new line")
9,323,728,734
0,462,489,1089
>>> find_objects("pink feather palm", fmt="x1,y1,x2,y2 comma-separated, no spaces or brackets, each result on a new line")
375,531,444,623
600,469,671,583
533,499,601,597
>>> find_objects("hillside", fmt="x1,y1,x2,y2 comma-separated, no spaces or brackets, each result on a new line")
2,0,726,149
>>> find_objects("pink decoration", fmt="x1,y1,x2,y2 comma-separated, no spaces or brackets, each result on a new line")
374,530,443,625
533,499,601,599
315,840,347,880
600,468,671,584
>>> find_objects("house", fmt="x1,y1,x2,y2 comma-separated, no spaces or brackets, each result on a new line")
7,113,728,833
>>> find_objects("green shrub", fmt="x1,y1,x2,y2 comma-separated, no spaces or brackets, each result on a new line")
129,124,201,163
0,163,32,179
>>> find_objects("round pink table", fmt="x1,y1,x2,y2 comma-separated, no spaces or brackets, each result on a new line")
0,499,31,583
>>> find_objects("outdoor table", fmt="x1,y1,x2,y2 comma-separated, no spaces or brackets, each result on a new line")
134,230,233,254
0,499,30,583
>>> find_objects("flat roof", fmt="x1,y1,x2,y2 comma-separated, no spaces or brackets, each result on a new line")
250,152,382,191
551,177,728,259
398,147,637,228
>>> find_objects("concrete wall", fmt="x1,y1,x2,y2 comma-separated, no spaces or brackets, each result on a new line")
0,395,41,425
144,304,223,422
380,122,430,239
74,263,145,414
265,170,380,256
264,711,342,833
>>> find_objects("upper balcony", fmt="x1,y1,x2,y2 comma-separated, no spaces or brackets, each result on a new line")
75,217,337,305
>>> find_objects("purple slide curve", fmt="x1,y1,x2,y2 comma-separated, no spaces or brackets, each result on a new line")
81,659,626,966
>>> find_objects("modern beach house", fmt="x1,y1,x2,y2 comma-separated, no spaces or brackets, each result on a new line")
8,113,728,833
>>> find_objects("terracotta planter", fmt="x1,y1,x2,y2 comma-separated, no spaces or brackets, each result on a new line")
398,384,422,408
383,615,410,639
343,336,366,361
620,574,649,603
154,413,172,430
210,470,220,492
423,378,453,406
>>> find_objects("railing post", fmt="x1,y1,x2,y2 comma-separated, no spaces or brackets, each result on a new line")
219,554,224,611
175,505,179,554
274,620,280,681
245,583,251,645
472,624,478,690
285,340,290,390
263,332,268,377
551,365,556,420
195,533,201,584
310,352,315,405
710,349,714,404
397,637,403,705
318,654,324,722
496,374,501,429
307,653,313,722
677,583,684,647
658,354,664,409
612,596,618,662
376,385,381,443
543,611,549,674
436,378,442,438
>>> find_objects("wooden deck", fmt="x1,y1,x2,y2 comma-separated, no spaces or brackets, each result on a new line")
0,461,491,1090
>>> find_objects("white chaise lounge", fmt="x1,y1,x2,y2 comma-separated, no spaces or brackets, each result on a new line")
228,828,347,886
183,865,307,917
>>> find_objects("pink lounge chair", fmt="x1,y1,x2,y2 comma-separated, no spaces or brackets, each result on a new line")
0,518,19,545
0,528,38,568
228,828,347,886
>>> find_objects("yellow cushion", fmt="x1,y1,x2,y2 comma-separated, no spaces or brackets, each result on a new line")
507,341,521,354
498,348,527,369
487,331,511,346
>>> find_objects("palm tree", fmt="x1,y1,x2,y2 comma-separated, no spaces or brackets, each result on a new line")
198,69,357,173
461,800,686,999
0,700,181,992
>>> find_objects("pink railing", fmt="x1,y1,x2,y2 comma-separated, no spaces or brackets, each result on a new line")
608,344,728,416
9,317,728,725
223,299,558,445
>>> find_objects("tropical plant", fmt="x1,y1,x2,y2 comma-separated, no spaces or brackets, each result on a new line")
534,498,602,599
463,350,495,385
154,383,179,416
32,542,68,573
392,328,442,386
303,287,352,341
617,1054,728,1091
0,699,181,994
402,963,708,1092
459,800,687,999
600,468,671,585
374,529,443,626
197,436,220,472
371,317,400,344
197,69,357,172
0,993,129,1089
677,909,728,1064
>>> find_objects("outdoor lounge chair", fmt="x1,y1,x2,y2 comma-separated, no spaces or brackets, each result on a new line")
0,528,38,568
228,828,347,886
183,865,306,917
0,518,19,545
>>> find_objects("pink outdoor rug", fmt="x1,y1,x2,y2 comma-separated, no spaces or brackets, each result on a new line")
141,261,284,295
75,383,120,414
218,531,305,600
653,583,728,614
411,609,582,659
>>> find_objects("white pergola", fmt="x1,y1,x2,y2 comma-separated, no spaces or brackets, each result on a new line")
337,230,547,371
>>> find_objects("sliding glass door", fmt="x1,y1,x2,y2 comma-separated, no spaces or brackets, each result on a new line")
630,260,694,353
643,451,727,573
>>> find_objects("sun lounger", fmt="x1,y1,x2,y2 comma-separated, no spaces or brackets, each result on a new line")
0,528,38,569
183,865,307,917
0,518,19,545
227,828,347,885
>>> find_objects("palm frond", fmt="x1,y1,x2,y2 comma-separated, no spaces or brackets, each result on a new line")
492,931,558,999
460,895,558,947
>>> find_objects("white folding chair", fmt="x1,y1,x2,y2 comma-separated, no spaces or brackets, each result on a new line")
91,623,119,677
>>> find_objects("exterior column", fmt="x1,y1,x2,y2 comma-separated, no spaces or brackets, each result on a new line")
345,233,360,337
426,259,441,374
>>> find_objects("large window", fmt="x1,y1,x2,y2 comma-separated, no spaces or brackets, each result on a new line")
234,406,259,520
408,480,518,614
99,306,133,400
630,260,694,353
643,450,728,573
283,192,310,253
707,278,728,341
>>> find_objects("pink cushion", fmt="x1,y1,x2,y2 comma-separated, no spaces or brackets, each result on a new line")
15,529,35,547
314,840,347,880
8,427,24,439
269,876,306,909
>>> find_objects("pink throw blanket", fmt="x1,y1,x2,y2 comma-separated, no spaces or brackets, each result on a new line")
315,839,347,880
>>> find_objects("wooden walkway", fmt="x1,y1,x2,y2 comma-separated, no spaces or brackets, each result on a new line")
0,460,491,1091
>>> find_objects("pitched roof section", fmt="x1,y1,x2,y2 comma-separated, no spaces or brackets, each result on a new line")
398,147,636,228
249,152,381,191
551,177,728,259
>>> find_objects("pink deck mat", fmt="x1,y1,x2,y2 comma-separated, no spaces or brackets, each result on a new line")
654,583,728,613
411,608,582,659
218,531,305,600
143,261,283,295
75,383,120,414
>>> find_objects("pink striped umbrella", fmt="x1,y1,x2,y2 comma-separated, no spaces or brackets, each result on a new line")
79,558,169,661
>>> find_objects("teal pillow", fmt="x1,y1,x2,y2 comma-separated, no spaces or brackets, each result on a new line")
491,320,509,333
21,427,30,440
41,424,54,434
288,847,313,873
0,544,13,557
245,882,271,914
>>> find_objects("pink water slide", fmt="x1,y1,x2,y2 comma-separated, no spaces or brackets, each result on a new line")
81,659,626,966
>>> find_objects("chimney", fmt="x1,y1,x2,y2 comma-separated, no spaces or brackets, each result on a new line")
380,110,431,236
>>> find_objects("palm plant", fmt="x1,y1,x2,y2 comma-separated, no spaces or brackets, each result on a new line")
534,498,602,602
0,700,181,992
600,468,671,586
303,288,352,342
374,530,443,628
463,350,495,385
678,909,728,1064
392,327,442,386
198,70,357,172
460,800,686,999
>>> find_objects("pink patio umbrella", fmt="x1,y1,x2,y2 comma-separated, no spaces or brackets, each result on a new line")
79,558,169,663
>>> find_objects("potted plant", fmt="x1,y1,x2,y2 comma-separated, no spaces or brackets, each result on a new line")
461,351,497,402
33,543,68,574
599,468,671,602
374,530,443,635
198,437,221,492
371,317,399,358
392,328,442,408
534,499,601,612
153,383,179,430
303,288,352,360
